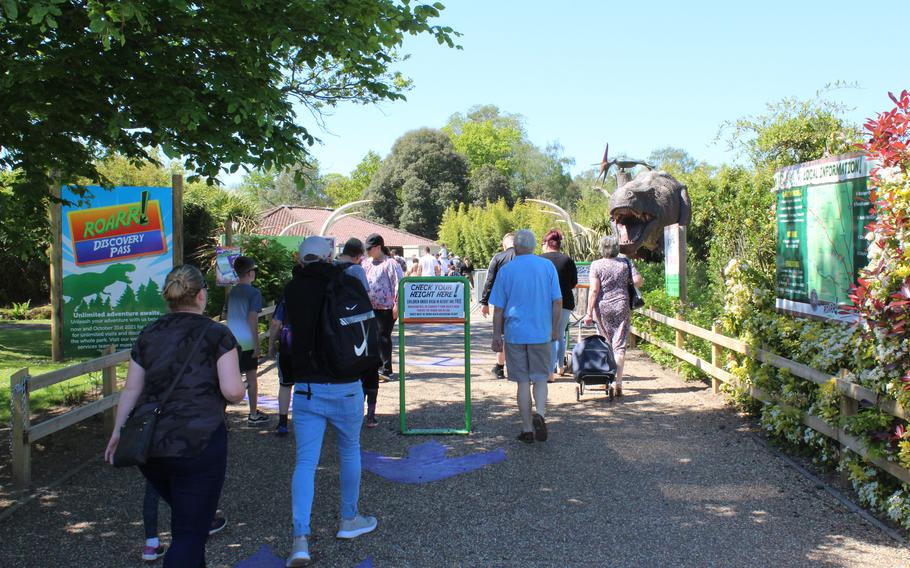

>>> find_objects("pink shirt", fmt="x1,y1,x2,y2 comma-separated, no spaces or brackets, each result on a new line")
362,256,404,310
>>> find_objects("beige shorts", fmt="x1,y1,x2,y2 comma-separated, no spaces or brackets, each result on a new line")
505,342,551,383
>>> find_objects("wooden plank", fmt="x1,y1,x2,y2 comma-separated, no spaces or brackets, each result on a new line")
29,350,130,392
710,323,723,394
633,328,735,384
640,309,746,352
28,393,121,443
11,369,31,488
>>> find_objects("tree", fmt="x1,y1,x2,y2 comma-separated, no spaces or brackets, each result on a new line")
446,120,522,176
469,164,512,206
719,96,862,174
239,160,327,209
0,1,458,200
399,178,436,236
522,142,577,209
647,147,699,176
365,128,468,237
324,151,382,206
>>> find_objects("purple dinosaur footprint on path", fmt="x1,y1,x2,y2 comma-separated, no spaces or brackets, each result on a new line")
361,441,506,484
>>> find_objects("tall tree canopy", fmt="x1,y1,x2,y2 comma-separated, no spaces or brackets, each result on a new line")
0,1,458,197
365,128,468,237
324,151,382,207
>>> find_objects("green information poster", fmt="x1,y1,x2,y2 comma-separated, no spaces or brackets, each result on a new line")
61,185,173,356
774,153,873,321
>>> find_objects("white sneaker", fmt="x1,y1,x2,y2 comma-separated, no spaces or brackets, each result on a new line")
286,535,310,567
336,514,377,539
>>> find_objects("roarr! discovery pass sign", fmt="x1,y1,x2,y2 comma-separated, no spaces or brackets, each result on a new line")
61,186,173,356
67,192,167,265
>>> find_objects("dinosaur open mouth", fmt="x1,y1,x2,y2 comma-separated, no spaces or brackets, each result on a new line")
611,207,655,245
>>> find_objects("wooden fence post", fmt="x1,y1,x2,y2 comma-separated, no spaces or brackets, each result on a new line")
837,369,859,484
102,346,117,435
675,311,685,374
172,174,184,267
49,181,64,362
11,368,31,488
710,323,722,394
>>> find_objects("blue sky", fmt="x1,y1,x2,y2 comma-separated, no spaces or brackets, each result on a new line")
243,0,907,182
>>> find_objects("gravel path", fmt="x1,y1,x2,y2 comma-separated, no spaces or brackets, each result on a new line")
0,317,907,567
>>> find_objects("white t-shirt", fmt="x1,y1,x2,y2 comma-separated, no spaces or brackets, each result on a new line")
419,254,439,277
438,257,450,275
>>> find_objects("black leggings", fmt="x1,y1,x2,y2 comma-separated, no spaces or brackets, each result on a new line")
140,424,227,568
375,308,395,376
362,308,394,405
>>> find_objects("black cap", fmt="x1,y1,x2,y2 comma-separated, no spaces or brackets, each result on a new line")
365,233,384,249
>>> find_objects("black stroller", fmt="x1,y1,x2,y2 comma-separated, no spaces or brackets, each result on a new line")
570,334,617,401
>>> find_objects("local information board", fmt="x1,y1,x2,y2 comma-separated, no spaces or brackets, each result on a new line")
61,185,173,356
774,153,873,322
402,281,465,321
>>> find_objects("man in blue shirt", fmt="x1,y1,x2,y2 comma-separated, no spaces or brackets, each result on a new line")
489,229,562,443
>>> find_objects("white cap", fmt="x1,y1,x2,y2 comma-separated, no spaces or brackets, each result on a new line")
298,236,333,263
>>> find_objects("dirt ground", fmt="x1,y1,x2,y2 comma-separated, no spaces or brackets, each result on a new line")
1,317,908,567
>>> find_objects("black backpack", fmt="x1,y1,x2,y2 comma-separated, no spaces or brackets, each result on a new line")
317,265,380,378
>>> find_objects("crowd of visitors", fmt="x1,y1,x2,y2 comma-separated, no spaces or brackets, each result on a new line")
103,226,640,566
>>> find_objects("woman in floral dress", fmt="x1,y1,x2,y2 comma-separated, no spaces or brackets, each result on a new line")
583,235,643,396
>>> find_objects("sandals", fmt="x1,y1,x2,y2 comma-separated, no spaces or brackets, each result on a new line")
516,432,535,444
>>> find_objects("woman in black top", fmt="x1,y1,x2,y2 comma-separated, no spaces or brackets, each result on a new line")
539,229,578,380
105,265,245,568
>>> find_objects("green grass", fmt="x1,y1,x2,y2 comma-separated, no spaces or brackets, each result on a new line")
0,320,107,422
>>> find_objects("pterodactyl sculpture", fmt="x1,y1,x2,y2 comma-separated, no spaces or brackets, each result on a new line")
594,143,655,187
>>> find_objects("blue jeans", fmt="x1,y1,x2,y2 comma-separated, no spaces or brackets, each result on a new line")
551,308,572,372
139,424,227,568
292,381,364,536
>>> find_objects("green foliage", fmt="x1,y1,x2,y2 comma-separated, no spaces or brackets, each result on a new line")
445,119,522,176
438,199,566,267
1,0,458,200
365,128,468,237
204,236,293,317
399,178,436,237
719,96,863,174
647,147,700,176
469,164,512,207
238,160,327,209
8,300,31,319
324,151,382,207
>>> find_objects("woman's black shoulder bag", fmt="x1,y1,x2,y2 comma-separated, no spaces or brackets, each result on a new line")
113,321,213,467
623,258,645,310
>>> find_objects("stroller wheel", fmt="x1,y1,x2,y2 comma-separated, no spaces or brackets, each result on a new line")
575,385,580,401
608,384,615,401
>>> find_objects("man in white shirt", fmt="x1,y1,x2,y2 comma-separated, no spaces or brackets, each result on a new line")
417,246,440,277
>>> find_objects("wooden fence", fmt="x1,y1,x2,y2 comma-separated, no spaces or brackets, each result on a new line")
631,308,910,486
9,306,275,488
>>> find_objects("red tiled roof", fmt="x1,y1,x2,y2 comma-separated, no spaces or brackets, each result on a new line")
257,205,437,248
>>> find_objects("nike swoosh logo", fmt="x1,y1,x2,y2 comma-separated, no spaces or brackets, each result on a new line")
354,322,368,357
345,305,357,311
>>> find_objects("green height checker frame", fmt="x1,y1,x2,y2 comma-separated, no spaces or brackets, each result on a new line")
397,276,472,435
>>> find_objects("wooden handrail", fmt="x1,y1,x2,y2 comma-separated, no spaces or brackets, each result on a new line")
636,309,908,421
631,310,910,488
10,307,278,488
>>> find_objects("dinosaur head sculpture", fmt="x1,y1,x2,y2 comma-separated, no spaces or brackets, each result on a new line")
608,170,691,257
